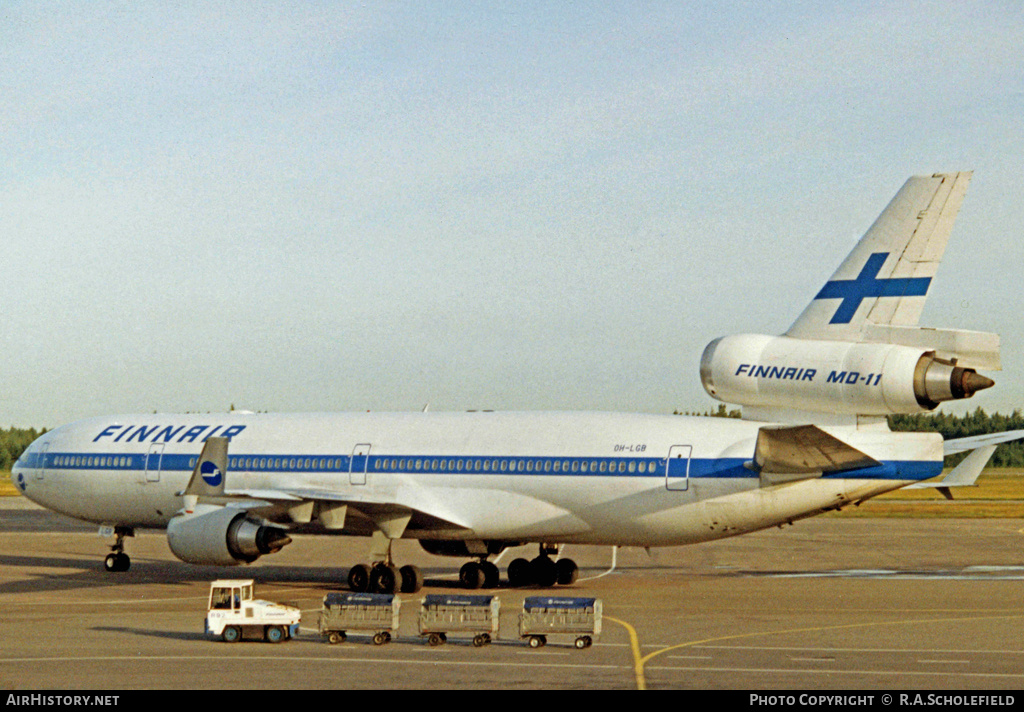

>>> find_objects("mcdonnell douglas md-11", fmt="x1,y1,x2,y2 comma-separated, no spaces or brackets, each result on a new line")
14,171,1022,593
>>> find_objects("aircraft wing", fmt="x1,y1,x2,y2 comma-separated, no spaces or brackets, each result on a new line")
178,437,470,535
214,485,472,535
904,444,996,499
904,429,1024,499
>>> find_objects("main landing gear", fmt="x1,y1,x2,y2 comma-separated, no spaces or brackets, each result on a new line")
102,526,134,573
347,561,424,594
348,531,424,594
462,545,579,589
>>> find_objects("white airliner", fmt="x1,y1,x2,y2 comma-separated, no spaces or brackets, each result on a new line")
13,171,1019,594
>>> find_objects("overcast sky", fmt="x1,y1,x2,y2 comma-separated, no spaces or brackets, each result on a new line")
3,2,1023,427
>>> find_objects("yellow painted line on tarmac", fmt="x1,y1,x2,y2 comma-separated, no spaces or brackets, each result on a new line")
609,612,1024,691
605,616,647,690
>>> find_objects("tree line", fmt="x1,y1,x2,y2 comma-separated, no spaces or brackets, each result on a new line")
0,427,46,472
889,408,1024,467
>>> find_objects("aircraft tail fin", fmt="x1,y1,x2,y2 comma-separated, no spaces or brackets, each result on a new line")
786,172,973,343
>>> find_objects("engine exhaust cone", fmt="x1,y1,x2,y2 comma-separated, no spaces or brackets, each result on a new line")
959,370,995,398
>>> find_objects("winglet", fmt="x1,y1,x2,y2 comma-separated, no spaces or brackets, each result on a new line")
905,444,997,498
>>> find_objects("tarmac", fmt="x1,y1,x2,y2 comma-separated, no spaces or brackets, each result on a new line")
3,494,1024,692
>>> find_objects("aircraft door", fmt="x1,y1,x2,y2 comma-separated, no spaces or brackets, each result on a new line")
665,445,692,491
142,443,164,483
350,443,371,486
35,443,49,481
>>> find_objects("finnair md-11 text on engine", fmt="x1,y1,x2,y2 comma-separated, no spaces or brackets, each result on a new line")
14,172,1019,593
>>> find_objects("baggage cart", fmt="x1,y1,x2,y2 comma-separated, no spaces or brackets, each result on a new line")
418,594,499,647
319,592,401,645
519,596,601,649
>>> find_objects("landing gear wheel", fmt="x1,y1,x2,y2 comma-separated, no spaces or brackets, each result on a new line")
459,561,486,589
103,526,134,573
222,626,241,643
507,557,532,587
480,561,500,588
104,552,130,572
555,558,578,585
348,563,371,592
370,563,401,594
530,556,558,588
399,564,424,593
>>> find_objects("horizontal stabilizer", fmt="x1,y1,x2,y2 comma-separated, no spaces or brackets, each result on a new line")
862,325,1001,371
753,424,881,484
943,429,1024,455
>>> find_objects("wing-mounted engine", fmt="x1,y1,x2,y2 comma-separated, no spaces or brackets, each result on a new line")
166,436,292,566
700,334,994,416
167,504,292,565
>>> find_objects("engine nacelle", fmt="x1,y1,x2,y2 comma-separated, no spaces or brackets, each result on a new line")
166,504,292,566
700,334,994,416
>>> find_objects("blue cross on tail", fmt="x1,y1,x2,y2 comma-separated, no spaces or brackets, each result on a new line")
814,252,932,324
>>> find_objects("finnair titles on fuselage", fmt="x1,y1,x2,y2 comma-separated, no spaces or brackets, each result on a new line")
94,424,248,445
14,172,1008,595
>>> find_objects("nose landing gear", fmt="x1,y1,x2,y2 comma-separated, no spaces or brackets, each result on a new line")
102,526,134,572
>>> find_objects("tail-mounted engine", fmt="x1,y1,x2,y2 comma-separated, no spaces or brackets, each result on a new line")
700,334,994,416
167,504,292,566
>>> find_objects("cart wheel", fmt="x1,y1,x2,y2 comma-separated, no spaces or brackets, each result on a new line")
373,632,386,645
327,631,345,644
575,636,591,649
222,626,241,643
428,633,444,647
473,634,486,647
528,635,546,648
383,631,392,643
266,626,286,643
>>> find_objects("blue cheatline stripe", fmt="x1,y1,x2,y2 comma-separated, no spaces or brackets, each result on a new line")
814,252,931,324
24,451,942,482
